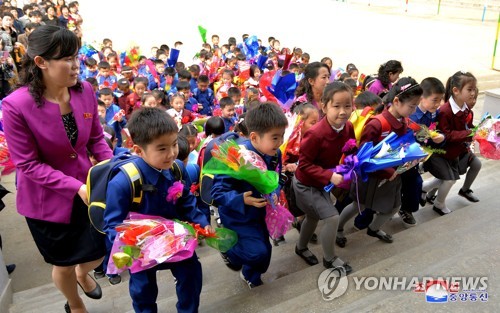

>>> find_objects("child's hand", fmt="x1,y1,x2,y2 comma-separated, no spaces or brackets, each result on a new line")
284,163,297,173
330,173,343,186
388,171,398,181
431,133,445,144
198,104,204,110
243,191,267,208
204,225,215,235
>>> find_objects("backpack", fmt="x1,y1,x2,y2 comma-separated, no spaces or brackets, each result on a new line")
87,154,183,234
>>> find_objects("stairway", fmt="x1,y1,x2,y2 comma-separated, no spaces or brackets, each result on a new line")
8,158,500,313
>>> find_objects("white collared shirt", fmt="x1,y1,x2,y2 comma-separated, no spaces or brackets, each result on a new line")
331,124,345,133
449,97,468,115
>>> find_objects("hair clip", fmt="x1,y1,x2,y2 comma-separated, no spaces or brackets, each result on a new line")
460,70,468,75
395,83,419,97
238,117,245,124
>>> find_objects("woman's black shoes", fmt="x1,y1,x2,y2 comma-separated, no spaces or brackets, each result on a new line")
64,302,71,313
295,246,319,265
77,274,102,299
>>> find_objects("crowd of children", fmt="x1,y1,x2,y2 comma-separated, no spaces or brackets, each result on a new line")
0,4,486,309
77,28,485,310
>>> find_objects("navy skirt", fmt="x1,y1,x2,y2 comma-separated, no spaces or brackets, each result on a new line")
26,197,106,266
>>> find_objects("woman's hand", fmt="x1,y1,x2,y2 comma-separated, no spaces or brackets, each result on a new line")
78,184,89,205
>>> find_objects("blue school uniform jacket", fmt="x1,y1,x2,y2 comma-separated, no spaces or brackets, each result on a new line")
104,158,209,243
211,140,282,228
222,116,238,132
105,104,126,147
409,106,438,127
192,88,215,115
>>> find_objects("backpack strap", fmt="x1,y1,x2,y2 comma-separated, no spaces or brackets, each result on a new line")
171,160,183,182
119,162,143,211
372,114,392,140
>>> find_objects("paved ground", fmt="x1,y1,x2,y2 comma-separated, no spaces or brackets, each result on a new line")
2,0,500,298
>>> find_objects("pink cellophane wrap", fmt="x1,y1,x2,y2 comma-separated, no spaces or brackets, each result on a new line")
107,213,198,274
265,192,294,240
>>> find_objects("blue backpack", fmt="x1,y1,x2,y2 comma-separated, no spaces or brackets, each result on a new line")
87,154,182,233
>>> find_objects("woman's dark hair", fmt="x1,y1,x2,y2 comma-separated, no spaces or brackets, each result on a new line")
176,135,190,161
384,77,423,105
321,82,353,108
294,62,330,102
18,25,81,106
205,116,225,137
444,71,476,102
377,60,403,89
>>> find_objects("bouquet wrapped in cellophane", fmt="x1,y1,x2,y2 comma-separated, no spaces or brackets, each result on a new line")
203,140,279,194
107,213,237,274
471,113,500,160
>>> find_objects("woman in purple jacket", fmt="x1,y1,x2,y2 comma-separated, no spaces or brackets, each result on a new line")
2,26,113,313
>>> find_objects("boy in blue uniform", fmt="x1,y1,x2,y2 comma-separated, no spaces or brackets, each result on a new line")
103,107,211,313
211,103,288,288
399,77,446,227
99,88,126,147
192,75,215,115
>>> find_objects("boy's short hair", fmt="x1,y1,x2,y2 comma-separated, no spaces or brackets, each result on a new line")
197,75,209,84
176,81,190,92
227,87,241,98
219,97,234,109
245,102,288,135
189,64,200,74
246,100,261,111
84,58,97,67
97,99,105,107
421,77,445,97
24,22,41,31
128,107,178,147
288,63,299,71
121,65,133,73
134,77,148,87
164,67,176,76
98,88,113,97
354,91,382,108
85,77,97,86
175,62,185,72
117,78,130,87
97,61,110,69
178,69,192,80
154,59,165,66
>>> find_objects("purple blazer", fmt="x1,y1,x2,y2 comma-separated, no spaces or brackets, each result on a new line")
2,81,113,223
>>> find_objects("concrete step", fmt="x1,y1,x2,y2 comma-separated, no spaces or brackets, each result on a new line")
205,184,499,313
9,158,499,312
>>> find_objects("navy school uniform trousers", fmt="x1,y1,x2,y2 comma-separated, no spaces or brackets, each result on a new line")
211,140,281,285
400,108,439,213
104,158,209,313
